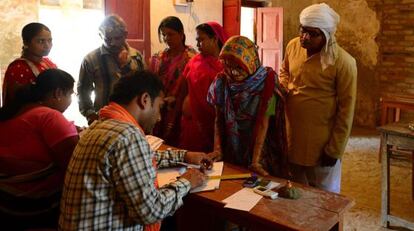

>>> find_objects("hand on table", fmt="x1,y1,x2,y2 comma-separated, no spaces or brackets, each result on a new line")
179,168,207,189
184,152,213,170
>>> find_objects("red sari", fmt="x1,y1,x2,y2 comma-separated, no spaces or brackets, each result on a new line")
176,54,223,152
2,57,57,105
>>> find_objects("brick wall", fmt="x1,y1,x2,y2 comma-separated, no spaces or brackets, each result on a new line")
375,0,414,121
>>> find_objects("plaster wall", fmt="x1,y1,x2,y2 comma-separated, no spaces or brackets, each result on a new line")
150,0,222,55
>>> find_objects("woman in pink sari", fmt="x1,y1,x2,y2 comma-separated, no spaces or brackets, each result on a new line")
174,22,228,152
149,16,197,146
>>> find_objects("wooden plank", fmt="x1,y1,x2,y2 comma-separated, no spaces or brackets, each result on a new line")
388,215,414,230
387,134,414,149
378,123,414,138
179,163,353,231
381,132,390,227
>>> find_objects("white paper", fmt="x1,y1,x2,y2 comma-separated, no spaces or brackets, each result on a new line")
157,161,224,193
222,188,263,211
146,135,164,151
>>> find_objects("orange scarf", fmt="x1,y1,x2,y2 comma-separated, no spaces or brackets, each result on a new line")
99,102,161,231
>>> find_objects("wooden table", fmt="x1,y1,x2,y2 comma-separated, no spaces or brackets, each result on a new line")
378,123,414,229
176,163,354,231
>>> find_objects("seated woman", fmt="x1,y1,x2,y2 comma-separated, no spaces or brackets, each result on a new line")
207,36,288,176
173,22,228,153
2,22,57,105
0,69,78,229
149,16,197,146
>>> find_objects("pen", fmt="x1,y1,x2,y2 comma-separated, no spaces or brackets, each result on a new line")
177,162,201,169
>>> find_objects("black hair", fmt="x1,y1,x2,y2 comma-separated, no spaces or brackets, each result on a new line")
0,69,74,121
196,23,223,50
110,71,164,105
158,16,186,46
22,22,51,45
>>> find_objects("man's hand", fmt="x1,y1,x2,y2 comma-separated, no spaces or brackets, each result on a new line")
179,168,207,189
184,152,213,170
206,151,222,162
320,152,338,167
87,113,99,125
118,48,129,67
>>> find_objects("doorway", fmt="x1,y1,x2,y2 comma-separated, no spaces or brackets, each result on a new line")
39,1,105,126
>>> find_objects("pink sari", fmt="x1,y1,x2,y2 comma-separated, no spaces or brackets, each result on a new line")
178,54,223,152
149,47,197,146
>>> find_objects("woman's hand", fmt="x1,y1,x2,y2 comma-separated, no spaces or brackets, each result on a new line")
249,162,269,176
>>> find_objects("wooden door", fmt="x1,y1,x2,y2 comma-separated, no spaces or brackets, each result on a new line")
256,8,283,74
223,0,241,38
105,0,150,60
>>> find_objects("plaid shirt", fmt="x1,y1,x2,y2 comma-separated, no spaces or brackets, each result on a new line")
59,119,191,231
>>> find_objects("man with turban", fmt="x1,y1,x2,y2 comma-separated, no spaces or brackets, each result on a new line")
279,3,357,193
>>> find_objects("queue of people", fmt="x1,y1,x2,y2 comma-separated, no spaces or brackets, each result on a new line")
0,3,356,230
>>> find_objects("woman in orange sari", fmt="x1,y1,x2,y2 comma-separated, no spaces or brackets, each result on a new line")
149,16,197,146
174,22,228,152
3,23,56,105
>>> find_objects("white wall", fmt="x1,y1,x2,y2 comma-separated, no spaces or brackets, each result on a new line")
150,0,222,54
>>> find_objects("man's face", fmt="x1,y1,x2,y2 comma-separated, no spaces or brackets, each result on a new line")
299,26,326,52
140,92,165,134
101,29,127,54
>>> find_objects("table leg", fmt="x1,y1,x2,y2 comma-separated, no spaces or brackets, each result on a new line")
381,133,390,227
412,151,414,200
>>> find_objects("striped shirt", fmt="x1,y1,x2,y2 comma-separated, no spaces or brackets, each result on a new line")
59,119,191,231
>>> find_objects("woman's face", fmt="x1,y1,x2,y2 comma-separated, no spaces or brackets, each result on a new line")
56,88,74,113
223,59,249,82
26,28,52,57
161,27,183,49
196,30,218,56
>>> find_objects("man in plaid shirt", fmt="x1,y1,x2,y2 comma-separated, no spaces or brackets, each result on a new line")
59,71,209,230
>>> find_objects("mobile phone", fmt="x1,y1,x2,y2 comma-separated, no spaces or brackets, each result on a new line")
243,175,258,188
258,179,271,188
253,186,278,199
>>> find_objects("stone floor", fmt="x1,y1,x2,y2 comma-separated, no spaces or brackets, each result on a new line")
341,127,414,231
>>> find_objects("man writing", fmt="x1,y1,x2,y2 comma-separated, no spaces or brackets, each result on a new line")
59,71,209,230
279,3,357,193
78,14,145,125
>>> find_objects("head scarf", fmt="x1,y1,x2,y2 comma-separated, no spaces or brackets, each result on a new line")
220,36,261,77
299,3,340,70
206,21,229,45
